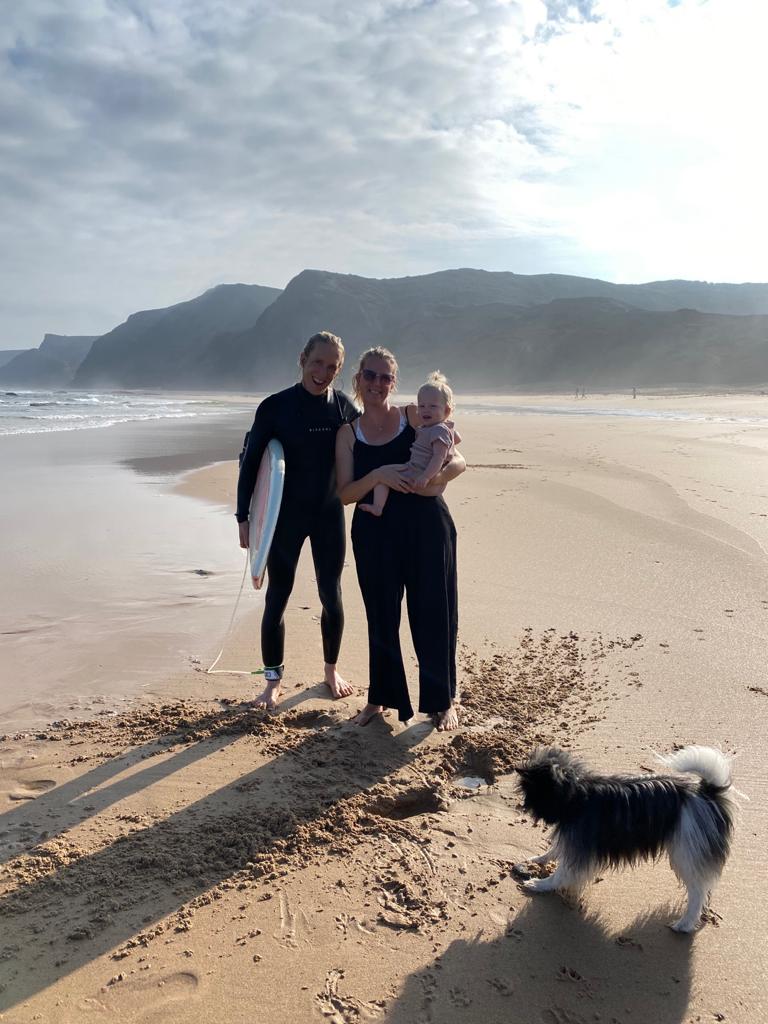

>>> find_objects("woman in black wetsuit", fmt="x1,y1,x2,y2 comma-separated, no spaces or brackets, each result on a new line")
335,347,465,731
236,331,359,709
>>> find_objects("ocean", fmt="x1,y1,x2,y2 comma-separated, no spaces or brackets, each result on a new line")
5,388,766,438
0,389,254,436
459,399,768,424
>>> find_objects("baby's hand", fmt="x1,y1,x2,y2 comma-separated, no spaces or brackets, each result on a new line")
411,474,432,490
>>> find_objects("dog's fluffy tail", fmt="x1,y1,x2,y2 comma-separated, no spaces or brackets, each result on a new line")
657,745,732,790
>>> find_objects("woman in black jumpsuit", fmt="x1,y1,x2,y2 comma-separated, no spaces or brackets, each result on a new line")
236,332,358,708
335,347,463,730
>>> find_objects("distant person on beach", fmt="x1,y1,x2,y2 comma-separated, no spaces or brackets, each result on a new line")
236,331,359,709
336,348,465,731
358,371,461,516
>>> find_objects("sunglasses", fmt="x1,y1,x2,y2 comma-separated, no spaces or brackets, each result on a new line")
361,368,395,385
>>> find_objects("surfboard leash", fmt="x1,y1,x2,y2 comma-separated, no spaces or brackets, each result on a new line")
206,438,285,677
205,550,265,676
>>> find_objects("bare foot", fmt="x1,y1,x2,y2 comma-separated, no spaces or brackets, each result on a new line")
324,664,354,699
358,503,383,516
436,704,459,731
350,703,384,726
252,679,283,711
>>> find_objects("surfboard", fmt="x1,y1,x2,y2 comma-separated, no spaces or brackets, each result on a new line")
248,438,285,590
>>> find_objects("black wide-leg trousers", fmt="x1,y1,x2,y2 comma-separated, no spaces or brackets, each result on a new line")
352,495,457,721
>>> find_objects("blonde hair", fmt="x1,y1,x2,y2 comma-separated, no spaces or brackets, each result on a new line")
299,331,345,368
352,346,399,403
418,370,453,409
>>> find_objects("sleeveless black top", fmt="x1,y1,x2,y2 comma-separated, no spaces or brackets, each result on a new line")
352,422,416,518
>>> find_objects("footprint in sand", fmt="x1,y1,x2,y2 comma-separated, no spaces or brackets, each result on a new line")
283,709,340,730
273,891,315,948
541,1010,587,1024
8,779,56,801
100,970,200,1023
315,968,385,1021
488,976,514,996
448,986,472,1007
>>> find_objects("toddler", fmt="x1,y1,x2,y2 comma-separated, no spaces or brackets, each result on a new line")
359,371,461,516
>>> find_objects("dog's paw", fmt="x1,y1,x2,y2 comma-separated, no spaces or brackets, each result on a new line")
514,859,557,879
668,919,699,934
520,878,547,893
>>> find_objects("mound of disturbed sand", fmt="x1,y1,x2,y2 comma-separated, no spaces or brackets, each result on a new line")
1,631,641,953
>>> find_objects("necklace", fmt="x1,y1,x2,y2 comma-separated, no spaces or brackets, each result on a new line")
365,409,392,432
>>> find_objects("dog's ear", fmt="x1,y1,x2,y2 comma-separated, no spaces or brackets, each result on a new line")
547,760,580,798
550,763,567,784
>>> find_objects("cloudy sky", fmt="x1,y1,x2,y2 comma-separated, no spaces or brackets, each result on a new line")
1,0,766,347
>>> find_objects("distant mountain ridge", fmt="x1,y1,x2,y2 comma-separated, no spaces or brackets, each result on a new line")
212,269,768,389
392,297,768,388
0,334,97,387
0,349,27,371
5,269,768,390
74,283,281,388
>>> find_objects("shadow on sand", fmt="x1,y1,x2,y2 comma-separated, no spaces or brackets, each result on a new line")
384,897,694,1024
0,735,239,866
0,703,426,1011
0,684,347,866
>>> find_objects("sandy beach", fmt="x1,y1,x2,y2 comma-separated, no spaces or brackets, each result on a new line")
1,391,767,1023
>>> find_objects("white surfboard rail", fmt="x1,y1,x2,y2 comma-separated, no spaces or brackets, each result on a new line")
249,438,286,589
205,438,285,676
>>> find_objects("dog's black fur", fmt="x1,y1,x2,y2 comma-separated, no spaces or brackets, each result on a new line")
514,745,735,932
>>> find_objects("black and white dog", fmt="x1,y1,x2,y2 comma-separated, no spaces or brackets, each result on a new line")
514,745,735,932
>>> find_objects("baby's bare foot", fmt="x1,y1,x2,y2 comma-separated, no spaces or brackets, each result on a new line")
357,503,383,517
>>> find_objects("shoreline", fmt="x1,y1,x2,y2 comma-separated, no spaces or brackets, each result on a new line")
0,410,256,732
7,382,766,719
4,386,768,732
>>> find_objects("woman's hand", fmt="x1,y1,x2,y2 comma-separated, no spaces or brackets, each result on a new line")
377,464,412,492
336,426,412,504
238,521,249,549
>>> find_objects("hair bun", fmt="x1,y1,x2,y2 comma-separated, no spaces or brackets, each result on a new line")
425,370,448,385
419,371,453,406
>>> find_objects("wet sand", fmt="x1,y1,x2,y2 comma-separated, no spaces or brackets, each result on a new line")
0,411,252,730
1,392,767,1023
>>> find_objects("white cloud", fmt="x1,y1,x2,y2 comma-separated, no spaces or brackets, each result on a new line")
523,0,768,279
0,0,766,345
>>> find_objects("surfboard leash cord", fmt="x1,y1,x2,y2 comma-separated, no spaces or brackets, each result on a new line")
205,550,266,676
